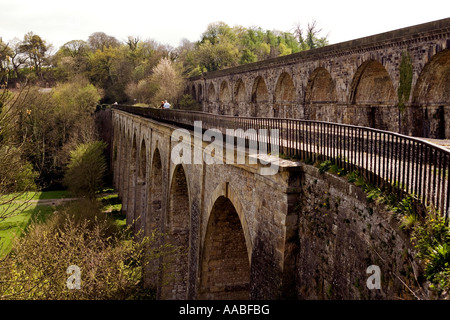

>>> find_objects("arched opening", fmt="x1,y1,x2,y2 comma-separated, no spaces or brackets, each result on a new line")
234,79,246,116
274,72,296,118
197,84,203,102
120,131,130,215
349,60,397,129
144,147,163,290
219,81,231,115
412,49,450,138
135,139,147,235
304,67,337,121
305,67,337,104
191,85,196,100
251,76,269,117
162,164,190,299
115,124,124,195
350,60,396,105
127,133,137,227
147,148,163,233
199,196,250,300
207,83,216,113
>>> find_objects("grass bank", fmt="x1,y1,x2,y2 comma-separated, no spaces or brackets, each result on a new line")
0,189,124,257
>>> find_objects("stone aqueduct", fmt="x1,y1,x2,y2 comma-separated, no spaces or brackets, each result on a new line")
187,18,450,139
110,19,450,300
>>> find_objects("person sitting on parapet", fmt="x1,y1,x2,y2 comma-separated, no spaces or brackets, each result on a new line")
163,100,171,109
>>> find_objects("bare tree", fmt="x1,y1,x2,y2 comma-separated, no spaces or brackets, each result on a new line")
0,84,38,225
88,32,121,52
292,20,329,50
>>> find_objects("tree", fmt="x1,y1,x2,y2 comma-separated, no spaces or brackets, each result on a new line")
200,21,236,45
87,32,120,52
52,40,91,80
149,57,184,105
292,20,329,50
0,39,13,84
0,86,39,223
19,32,49,80
8,38,28,81
63,141,107,198
181,21,329,75
14,78,101,188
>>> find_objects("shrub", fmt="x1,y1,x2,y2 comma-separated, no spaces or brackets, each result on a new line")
177,94,202,111
0,199,177,300
412,214,450,294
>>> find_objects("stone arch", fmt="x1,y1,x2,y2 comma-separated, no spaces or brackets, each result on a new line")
207,82,217,113
135,138,147,234
251,76,269,103
197,84,203,102
113,119,122,192
274,72,296,118
233,79,246,116
219,81,231,115
127,131,138,227
207,82,216,101
412,49,450,138
350,60,396,105
349,60,397,129
305,67,337,104
147,147,163,233
219,81,231,102
251,76,269,117
162,164,191,299
120,127,130,213
143,146,164,291
191,85,196,100
199,192,251,300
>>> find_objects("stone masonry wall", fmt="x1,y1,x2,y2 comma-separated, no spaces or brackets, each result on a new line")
188,18,450,138
112,109,425,300
295,164,422,299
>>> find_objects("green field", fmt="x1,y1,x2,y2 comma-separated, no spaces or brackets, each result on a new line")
0,190,124,257
0,202,54,256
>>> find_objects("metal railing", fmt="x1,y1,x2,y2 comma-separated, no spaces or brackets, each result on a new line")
114,105,450,218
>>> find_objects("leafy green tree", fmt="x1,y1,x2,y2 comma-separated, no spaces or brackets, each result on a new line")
19,32,50,80
182,21,328,75
63,141,107,198
200,21,236,45
0,39,13,84
52,40,91,81
89,45,133,103
194,39,240,72
15,79,101,188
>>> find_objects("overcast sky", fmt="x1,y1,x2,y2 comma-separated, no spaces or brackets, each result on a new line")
1,0,449,52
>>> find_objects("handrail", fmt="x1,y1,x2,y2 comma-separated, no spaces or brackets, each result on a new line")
114,105,450,218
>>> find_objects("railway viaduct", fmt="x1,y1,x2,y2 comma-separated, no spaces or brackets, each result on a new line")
187,18,450,139
109,19,450,300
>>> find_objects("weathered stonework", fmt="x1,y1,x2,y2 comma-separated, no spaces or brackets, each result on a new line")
112,109,425,300
295,165,421,299
187,18,450,139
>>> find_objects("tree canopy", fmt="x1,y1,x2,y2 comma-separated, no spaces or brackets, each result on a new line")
1,20,329,104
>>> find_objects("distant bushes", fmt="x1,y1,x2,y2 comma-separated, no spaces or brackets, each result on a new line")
177,94,202,111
